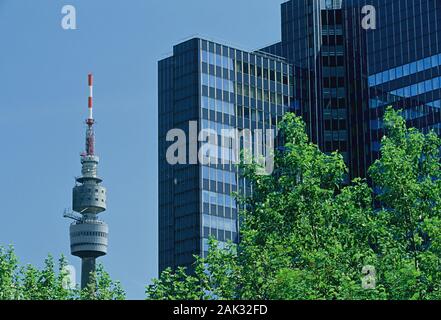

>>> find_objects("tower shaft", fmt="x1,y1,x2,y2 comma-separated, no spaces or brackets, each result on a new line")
81,257,96,290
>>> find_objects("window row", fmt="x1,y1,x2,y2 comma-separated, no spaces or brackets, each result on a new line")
322,56,345,67
236,61,292,85
369,53,441,87
236,84,291,106
200,144,237,165
202,190,237,209
201,119,235,136
322,36,344,46
201,73,234,93
202,214,237,233
202,166,237,186
323,108,347,120
323,88,346,98
201,95,235,116
321,26,343,36
320,45,345,56
427,100,441,108
403,106,431,121
238,107,280,124
71,231,107,238
389,76,441,98
201,50,234,71
324,130,348,142
369,97,389,109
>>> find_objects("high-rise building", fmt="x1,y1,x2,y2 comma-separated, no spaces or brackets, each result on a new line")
158,38,296,272
361,0,441,164
158,0,441,273
268,0,441,178
273,0,369,179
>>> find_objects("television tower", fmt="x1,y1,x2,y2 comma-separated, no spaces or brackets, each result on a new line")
64,74,108,289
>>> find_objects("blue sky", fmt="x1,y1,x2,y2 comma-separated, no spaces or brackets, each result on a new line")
0,0,282,299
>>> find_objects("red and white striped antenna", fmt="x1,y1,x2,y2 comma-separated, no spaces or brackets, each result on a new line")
88,73,94,121
85,73,95,156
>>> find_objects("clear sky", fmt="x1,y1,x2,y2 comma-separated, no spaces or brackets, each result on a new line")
0,0,282,299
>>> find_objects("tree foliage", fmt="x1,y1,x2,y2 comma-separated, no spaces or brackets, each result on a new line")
368,108,441,299
146,108,441,300
0,246,125,300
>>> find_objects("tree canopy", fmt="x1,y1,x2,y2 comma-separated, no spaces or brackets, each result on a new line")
147,108,441,300
0,246,125,300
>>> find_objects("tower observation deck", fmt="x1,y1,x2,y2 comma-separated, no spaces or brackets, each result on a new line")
65,74,109,289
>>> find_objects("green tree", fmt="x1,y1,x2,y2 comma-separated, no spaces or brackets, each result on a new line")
146,108,440,300
146,267,206,300
0,246,125,300
20,255,75,300
0,246,21,300
81,265,126,300
369,107,441,300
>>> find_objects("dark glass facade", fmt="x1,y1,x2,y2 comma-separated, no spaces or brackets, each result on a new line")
275,0,440,178
159,0,441,273
274,0,369,179
158,38,295,273
362,0,441,164
158,40,201,271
